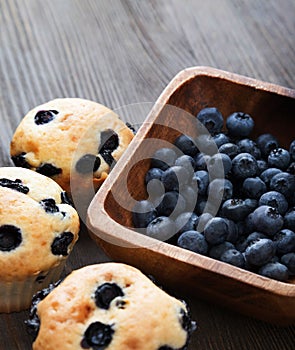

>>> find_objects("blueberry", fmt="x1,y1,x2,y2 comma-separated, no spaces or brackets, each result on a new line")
36,163,62,177
0,225,22,251
156,191,186,218
34,110,58,125
258,262,289,282
207,153,232,179
281,253,295,275
174,135,198,157
180,186,198,212
269,172,295,198
162,166,190,192
145,168,164,198
260,167,282,188
220,249,245,268
99,129,119,166
259,191,288,215
177,230,208,255
232,153,258,179
132,200,157,228
175,155,195,177
209,241,235,259
221,198,256,221
61,191,73,206
194,153,210,170
196,212,213,232
251,205,283,236
287,162,295,175
273,229,295,256
226,112,254,138
204,217,229,245
213,133,230,148
150,148,177,171
237,139,261,159
256,133,279,158
0,178,29,194
175,212,199,234
195,134,217,155
256,160,268,175
146,216,176,241
236,231,267,252
40,198,59,213
81,321,114,349
75,154,101,174
207,178,233,203
193,170,209,196
284,208,295,231
94,283,124,309
244,238,276,266
242,177,267,199
225,219,239,244
290,140,295,161
196,107,223,135
11,152,31,168
268,148,290,170
51,232,74,256
218,143,239,159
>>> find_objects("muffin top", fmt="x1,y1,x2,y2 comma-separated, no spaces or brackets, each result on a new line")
31,263,195,350
10,98,134,193
0,167,79,281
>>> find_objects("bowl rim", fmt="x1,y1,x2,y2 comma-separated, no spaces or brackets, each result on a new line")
87,66,295,297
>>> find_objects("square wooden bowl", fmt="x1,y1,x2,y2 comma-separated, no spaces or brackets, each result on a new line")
87,66,295,325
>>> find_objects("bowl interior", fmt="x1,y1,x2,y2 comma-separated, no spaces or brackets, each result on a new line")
104,71,295,233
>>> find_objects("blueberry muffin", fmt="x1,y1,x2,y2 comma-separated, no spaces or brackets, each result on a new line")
27,263,196,350
10,98,134,196
0,167,79,313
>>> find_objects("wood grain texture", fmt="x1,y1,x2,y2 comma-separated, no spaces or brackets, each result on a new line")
0,0,295,349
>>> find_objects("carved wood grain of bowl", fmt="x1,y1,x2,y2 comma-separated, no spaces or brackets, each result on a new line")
87,66,295,325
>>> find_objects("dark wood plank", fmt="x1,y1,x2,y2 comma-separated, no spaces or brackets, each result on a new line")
0,0,294,349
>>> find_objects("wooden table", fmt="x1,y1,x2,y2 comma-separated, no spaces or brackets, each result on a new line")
1,1,295,349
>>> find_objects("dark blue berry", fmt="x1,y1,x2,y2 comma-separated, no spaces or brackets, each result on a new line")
162,166,190,192
232,153,258,178
174,135,198,157
226,112,254,138
0,178,29,194
260,167,282,187
34,110,58,125
258,262,289,282
193,153,210,171
195,134,217,155
268,148,290,170
242,177,267,199
99,129,119,166
251,205,283,236
0,225,22,251
132,200,157,228
290,140,295,161
192,170,209,196
269,172,295,198
156,191,186,218
51,232,74,256
281,253,295,275
207,153,232,179
259,191,288,215
213,133,230,147
146,216,176,241
11,152,31,168
61,191,73,206
245,238,276,266
76,154,101,174
81,321,114,349
218,143,239,159
256,160,268,175
196,212,213,232
175,212,199,234
225,219,239,244
273,229,295,256
175,155,195,178
94,283,124,309
209,241,235,260
40,198,59,213
150,148,177,170
177,230,208,255
220,249,245,268
36,163,62,177
237,139,261,159
256,133,279,158
207,178,233,203
284,208,295,231
196,107,224,135
180,186,198,212
221,198,256,221
236,231,267,252
145,168,164,198
204,217,229,245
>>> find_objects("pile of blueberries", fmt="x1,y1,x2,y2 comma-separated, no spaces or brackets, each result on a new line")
132,107,295,282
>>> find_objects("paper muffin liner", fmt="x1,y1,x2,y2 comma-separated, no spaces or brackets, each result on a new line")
0,261,66,313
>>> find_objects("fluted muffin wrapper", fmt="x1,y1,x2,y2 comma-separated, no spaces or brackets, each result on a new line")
0,261,65,313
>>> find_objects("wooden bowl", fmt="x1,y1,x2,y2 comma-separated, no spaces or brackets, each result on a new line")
87,66,295,325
